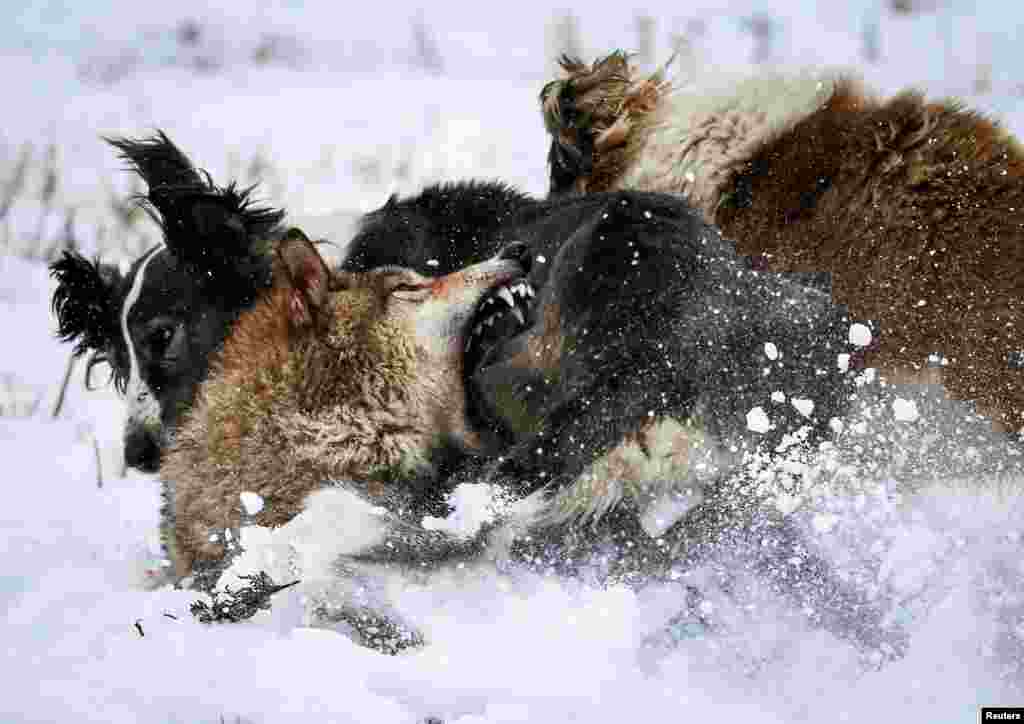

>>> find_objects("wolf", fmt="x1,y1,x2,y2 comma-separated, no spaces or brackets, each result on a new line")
50,133,285,472
163,179,913,660
538,52,1024,435
161,228,533,583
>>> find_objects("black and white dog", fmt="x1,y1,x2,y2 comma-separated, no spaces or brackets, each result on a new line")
50,133,285,471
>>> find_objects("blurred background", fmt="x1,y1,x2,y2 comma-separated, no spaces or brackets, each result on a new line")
3,0,1023,264
1,8,1023,719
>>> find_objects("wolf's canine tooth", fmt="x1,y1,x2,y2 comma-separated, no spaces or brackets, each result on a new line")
497,287,515,307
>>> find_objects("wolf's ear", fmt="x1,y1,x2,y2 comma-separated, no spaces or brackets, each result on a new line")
106,131,283,303
50,251,122,356
277,228,331,327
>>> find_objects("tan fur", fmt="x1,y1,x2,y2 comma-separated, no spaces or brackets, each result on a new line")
528,416,721,534
162,235,522,579
542,54,1024,434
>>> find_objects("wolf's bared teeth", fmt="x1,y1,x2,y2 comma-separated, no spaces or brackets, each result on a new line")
497,287,515,307
473,323,483,337
524,284,535,299
484,316,495,327
512,308,525,325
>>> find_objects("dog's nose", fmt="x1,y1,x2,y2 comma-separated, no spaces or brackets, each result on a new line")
124,428,162,473
499,242,533,273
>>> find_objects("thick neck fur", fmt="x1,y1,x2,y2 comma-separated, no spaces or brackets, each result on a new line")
163,268,448,576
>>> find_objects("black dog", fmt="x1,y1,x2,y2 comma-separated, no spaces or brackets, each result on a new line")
340,184,905,660
50,133,284,471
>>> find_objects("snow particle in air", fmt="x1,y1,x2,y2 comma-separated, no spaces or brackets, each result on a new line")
892,398,920,422
848,323,872,347
764,342,779,360
746,406,773,433
239,491,265,515
791,397,814,417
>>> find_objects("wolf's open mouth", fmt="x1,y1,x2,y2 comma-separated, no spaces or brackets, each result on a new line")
463,277,536,376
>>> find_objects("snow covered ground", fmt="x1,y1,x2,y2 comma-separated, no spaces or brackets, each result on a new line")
2,1,1024,722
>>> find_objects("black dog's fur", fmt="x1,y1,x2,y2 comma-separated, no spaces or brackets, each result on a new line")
339,184,904,658
50,133,284,471
346,185,852,469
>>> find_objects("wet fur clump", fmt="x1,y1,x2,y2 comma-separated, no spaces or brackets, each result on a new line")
540,52,1024,434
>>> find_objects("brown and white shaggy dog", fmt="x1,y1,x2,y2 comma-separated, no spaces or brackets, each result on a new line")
540,52,1024,435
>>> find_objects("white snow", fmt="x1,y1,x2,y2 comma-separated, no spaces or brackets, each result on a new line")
239,491,266,516
892,397,921,423
791,397,814,417
764,341,779,360
747,406,774,433
849,323,873,348
3,2,1024,721
421,482,501,537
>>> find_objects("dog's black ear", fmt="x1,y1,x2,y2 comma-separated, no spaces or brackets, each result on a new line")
106,131,284,303
105,130,203,191
50,251,122,357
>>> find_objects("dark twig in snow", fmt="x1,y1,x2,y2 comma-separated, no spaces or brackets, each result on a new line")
50,352,75,419
190,571,300,624
89,429,103,488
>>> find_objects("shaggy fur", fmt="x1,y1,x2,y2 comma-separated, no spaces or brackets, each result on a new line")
160,167,911,658
540,52,1024,434
336,184,912,657
50,132,285,471
162,230,527,582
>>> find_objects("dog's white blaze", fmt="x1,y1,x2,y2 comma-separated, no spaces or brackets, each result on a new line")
123,246,164,431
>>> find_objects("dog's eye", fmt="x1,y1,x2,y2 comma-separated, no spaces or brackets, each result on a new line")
147,325,177,358
376,267,432,301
